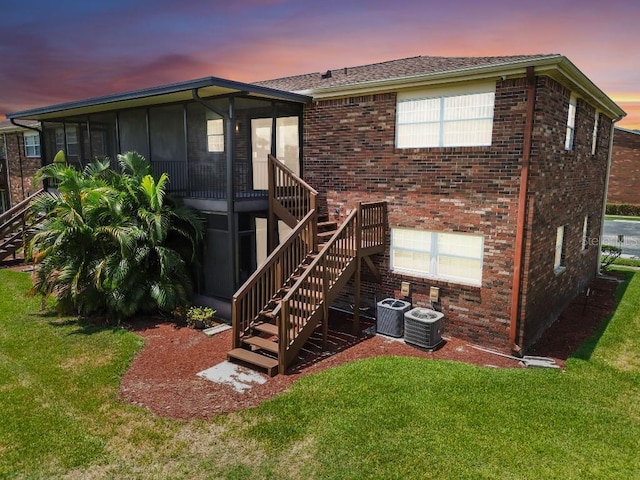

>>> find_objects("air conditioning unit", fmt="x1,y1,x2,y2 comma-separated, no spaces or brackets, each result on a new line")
376,298,411,337
404,307,445,351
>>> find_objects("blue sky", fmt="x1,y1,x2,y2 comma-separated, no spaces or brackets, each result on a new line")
1,0,639,128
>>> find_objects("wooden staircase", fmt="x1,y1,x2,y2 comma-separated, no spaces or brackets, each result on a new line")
228,155,386,376
0,190,43,264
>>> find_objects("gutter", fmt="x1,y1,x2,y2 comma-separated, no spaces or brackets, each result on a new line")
509,66,536,354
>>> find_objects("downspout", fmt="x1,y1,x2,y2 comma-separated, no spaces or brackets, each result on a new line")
10,119,46,192
598,120,620,275
509,66,536,354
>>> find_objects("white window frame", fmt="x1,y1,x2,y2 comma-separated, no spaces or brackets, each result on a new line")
565,95,577,151
555,225,566,272
207,118,224,153
591,111,599,155
581,215,589,251
396,83,495,149
24,132,40,157
390,228,484,286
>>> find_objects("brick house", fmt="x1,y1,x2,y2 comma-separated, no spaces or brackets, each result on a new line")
6,54,624,362
0,120,42,212
609,127,640,206
256,54,624,352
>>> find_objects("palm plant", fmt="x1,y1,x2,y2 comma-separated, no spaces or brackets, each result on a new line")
28,153,203,321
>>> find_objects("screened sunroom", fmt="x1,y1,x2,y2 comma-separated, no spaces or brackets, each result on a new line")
8,77,311,312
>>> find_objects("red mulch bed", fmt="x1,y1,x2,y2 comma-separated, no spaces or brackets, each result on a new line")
117,275,621,420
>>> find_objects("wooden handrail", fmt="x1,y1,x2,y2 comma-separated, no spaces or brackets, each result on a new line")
277,201,387,370
359,201,387,250
268,155,318,252
0,189,45,262
268,154,318,199
232,153,388,375
232,209,317,349
278,208,358,362
0,189,43,227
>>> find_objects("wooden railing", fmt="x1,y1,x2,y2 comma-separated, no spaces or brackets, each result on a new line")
231,152,387,375
232,209,317,349
359,201,387,252
232,154,320,350
268,154,318,247
277,202,386,371
0,189,44,262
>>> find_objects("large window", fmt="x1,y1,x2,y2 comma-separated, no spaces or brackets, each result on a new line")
391,228,483,285
24,132,40,157
396,85,495,148
251,116,300,190
565,95,577,151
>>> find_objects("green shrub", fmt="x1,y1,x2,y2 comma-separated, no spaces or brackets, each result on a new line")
186,306,217,329
601,244,622,271
28,152,203,322
606,203,640,216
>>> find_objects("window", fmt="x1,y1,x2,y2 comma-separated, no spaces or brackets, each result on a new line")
591,112,599,155
396,84,495,148
565,95,577,150
581,215,589,251
55,127,79,157
24,132,40,157
554,225,565,271
207,118,224,153
391,228,483,285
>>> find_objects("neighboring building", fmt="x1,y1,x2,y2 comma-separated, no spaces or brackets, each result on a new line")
0,120,42,212
6,54,624,355
609,127,640,206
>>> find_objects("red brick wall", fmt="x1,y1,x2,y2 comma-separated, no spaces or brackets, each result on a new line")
301,75,613,351
2,131,42,207
302,80,530,349
519,77,611,348
609,128,640,206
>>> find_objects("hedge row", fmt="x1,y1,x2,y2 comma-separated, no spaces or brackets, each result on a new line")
606,203,640,217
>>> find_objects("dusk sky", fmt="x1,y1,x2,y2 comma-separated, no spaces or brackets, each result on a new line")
1,0,639,129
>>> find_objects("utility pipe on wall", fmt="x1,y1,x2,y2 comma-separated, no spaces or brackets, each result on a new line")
509,66,536,354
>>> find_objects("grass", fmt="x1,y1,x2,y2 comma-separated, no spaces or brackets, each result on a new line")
0,268,639,478
605,215,640,221
609,257,640,268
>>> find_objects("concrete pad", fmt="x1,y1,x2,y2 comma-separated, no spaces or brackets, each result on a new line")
196,361,267,393
203,324,231,336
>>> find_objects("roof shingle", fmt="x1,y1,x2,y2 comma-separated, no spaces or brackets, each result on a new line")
255,54,559,92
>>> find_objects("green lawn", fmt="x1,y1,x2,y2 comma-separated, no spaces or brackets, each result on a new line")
605,214,640,222
1,269,639,479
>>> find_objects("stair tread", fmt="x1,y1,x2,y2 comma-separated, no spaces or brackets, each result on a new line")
227,348,279,376
242,335,279,353
317,221,337,227
254,322,278,335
